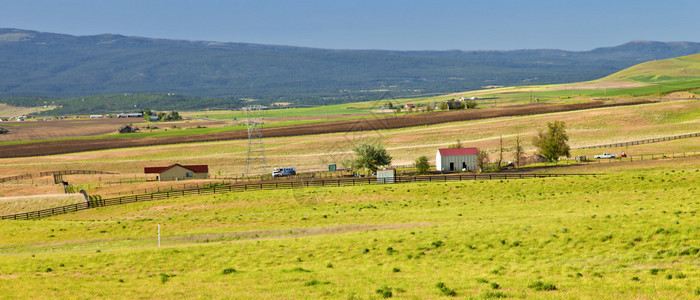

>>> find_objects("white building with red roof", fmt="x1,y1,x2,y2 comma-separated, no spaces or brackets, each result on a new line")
436,147,478,171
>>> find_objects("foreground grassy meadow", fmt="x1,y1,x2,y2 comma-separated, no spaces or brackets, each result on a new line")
0,161,698,298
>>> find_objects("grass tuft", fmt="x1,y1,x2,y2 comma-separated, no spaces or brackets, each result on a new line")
528,281,557,291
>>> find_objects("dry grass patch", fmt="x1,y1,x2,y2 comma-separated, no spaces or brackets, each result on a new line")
0,193,85,215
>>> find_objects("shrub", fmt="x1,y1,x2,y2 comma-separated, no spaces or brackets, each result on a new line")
649,268,661,275
376,285,393,298
483,291,508,298
303,280,330,286
160,273,175,284
490,282,501,290
392,267,401,273
528,281,557,291
415,156,430,174
436,282,457,296
222,268,237,275
431,240,444,248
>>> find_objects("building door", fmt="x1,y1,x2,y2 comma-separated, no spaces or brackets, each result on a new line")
462,162,467,170
449,162,454,171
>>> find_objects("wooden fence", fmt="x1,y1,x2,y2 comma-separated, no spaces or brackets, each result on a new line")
0,170,112,183
0,173,579,220
576,132,699,150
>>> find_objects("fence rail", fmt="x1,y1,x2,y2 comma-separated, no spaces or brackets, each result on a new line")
0,170,113,183
576,132,700,149
1,173,580,220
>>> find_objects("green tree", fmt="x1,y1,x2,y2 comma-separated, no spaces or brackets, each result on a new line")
350,142,392,173
465,100,477,109
532,121,570,162
415,156,430,174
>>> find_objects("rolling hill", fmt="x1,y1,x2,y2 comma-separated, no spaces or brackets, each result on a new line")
2,28,700,109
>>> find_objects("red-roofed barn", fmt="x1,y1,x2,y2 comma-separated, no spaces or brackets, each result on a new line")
144,164,209,181
436,148,478,171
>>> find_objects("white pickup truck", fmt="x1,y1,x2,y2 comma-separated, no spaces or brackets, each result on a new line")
594,153,616,159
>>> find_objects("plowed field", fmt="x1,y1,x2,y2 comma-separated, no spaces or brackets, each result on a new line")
0,100,652,158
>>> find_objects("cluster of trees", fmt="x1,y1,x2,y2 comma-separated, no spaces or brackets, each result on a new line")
143,110,181,122
438,99,477,110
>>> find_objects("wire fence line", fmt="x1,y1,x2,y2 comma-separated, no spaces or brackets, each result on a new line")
1,173,584,220
0,170,113,183
569,151,699,164
575,132,699,150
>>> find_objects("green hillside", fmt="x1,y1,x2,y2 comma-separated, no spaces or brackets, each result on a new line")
603,53,700,83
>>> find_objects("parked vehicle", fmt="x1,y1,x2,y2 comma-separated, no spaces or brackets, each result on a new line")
594,153,616,159
272,167,296,177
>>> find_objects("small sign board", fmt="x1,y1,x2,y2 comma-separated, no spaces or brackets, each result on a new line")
329,164,337,171
377,169,396,184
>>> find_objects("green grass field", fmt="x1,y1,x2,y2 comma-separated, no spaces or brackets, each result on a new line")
0,163,697,298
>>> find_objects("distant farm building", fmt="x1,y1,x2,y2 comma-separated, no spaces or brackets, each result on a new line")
117,113,144,118
436,148,478,171
144,164,209,181
405,104,415,109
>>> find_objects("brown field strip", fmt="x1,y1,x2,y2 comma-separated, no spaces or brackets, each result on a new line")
0,100,653,158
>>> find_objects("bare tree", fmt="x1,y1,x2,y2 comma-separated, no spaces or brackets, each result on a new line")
513,134,524,167
477,149,489,172
497,135,504,169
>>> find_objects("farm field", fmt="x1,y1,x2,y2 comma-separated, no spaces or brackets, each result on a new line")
0,99,660,158
0,162,697,298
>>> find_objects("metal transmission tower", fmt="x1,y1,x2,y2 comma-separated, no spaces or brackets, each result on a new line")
243,105,269,176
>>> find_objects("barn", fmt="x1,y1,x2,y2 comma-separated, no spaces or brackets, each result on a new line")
144,164,209,181
436,148,478,171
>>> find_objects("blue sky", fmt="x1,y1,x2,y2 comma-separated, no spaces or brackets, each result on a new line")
1,0,697,51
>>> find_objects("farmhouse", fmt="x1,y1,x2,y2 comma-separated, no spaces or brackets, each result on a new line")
144,164,209,181
436,147,478,171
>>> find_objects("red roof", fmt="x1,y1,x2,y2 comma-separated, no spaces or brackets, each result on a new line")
144,164,208,174
437,147,478,156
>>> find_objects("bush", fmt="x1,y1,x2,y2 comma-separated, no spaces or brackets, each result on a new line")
160,273,175,284
483,291,508,298
303,279,329,286
222,268,237,275
436,282,457,296
376,285,393,298
528,281,557,291
415,156,430,174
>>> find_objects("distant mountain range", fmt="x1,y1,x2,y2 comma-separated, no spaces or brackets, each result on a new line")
1,28,700,108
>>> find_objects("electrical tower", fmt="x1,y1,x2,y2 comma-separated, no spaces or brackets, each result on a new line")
243,105,269,176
